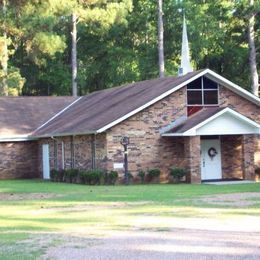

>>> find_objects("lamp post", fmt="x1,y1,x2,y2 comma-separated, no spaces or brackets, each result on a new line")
120,136,130,185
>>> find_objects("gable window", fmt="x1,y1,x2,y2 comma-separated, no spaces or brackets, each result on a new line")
187,77,218,116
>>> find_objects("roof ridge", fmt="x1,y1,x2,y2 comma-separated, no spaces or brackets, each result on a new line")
31,97,83,135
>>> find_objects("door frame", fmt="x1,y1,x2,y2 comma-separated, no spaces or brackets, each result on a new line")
201,137,222,180
42,144,50,180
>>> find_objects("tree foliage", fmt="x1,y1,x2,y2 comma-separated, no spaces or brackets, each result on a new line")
0,0,258,96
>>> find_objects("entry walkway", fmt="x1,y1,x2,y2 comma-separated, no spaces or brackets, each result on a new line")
203,180,256,185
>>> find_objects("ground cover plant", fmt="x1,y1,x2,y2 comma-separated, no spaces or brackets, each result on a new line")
0,180,259,259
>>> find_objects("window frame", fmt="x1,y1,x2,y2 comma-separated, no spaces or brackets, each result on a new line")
186,77,219,107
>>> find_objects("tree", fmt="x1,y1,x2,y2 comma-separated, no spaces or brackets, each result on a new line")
1,0,258,96
158,0,165,78
248,0,259,96
0,0,8,95
71,12,77,97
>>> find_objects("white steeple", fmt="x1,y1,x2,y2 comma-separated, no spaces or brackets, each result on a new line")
179,15,193,75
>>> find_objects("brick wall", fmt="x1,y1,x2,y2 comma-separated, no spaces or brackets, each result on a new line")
219,86,259,177
220,135,243,179
106,87,187,181
0,141,39,179
219,86,260,123
105,85,259,182
38,134,107,176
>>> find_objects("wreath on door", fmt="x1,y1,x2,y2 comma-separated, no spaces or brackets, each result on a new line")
208,147,218,159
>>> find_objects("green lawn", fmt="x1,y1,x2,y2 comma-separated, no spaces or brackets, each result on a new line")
0,180,259,259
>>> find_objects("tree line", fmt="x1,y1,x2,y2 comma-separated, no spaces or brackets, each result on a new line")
0,0,259,97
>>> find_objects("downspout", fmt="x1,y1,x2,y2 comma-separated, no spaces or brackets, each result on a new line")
91,134,96,169
70,135,75,168
51,136,58,170
61,141,65,170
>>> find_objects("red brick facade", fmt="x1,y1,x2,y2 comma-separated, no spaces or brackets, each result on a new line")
0,141,39,179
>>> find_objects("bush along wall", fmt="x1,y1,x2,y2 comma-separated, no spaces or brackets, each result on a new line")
169,166,187,183
50,169,119,186
146,168,161,183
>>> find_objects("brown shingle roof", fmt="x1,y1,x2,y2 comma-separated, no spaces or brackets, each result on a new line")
33,70,204,137
164,107,226,134
0,97,77,137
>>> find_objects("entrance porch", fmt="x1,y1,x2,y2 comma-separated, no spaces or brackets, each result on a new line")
161,107,260,183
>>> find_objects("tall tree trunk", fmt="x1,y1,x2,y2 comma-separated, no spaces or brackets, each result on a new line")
1,0,8,96
71,12,77,97
158,0,164,78
248,0,259,96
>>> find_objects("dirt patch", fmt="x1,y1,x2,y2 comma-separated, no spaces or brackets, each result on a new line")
39,229,260,260
196,192,260,207
0,192,59,201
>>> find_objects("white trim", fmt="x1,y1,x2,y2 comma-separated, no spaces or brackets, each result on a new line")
204,69,259,105
42,144,50,179
162,133,186,137
34,97,83,132
185,108,259,135
97,69,259,133
34,131,96,138
162,107,260,137
97,70,208,133
0,135,38,142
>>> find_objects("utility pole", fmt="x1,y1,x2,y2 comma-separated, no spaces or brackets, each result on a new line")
158,0,165,78
71,12,78,97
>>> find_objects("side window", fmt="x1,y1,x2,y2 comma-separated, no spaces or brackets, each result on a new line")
187,77,218,116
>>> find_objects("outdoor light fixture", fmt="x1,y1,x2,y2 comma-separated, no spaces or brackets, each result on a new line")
120,136,130,185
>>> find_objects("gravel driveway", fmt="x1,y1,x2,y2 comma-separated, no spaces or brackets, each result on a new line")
41,192,260,260
41,228,260,260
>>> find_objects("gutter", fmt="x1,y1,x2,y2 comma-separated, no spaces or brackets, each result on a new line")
0,135,38,142
32,130,97,139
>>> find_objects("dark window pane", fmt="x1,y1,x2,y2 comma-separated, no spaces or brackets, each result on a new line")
204,90,218,104
187,90,202,105
203,77,218,89
187,78,202,89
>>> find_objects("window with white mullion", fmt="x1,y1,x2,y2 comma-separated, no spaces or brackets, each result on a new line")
201,77,204,105
187,77,219,106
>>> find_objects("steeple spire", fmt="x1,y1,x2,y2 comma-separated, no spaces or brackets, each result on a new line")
179,15,193,75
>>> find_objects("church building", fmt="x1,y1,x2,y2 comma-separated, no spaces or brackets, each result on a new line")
0,18,259,183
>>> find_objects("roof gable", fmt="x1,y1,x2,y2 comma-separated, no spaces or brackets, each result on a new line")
162,107,260,136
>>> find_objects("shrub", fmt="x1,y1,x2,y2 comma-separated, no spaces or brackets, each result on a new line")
107,171,118,185
80,169,104,185
60,170,66,182
146,168,160,183
255,167,260,175
127,172,134,183
64,169,79,183
147,168,160,178
79,170,88,184
137,170,145,184
170,167,186,183
50,169,59,182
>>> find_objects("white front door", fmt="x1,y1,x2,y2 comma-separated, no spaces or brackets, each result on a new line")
42,144,50,180
201,139,222,180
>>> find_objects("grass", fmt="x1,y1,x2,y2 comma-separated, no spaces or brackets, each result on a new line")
0,180,259,259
